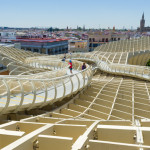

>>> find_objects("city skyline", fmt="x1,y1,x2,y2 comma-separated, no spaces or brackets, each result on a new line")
0,0,150,29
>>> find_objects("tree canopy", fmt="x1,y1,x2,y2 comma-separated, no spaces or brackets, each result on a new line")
146,59,150,66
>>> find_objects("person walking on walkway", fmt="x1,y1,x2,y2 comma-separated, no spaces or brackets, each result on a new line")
82,62,86,70
69,60,72,74
62,57,65,61
64,53,66,59
70,52,72,59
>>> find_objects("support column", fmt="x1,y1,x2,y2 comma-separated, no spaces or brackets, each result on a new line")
31,48,34,52
38,48,41,54
46,48,48,55
52,48,55,55
66,46,68,53
60,46,63,54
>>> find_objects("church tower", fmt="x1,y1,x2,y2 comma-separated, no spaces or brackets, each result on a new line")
140,12,145,32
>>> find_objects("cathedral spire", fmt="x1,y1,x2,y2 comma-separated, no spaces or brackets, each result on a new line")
142,12,144,19
140,12,145,32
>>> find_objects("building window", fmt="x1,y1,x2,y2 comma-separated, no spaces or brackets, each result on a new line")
27,48,31,51
34,49,39,52
48,49,52,55
106,38,108,42
93,38,95,42
102,38,105,42
93,44,98,47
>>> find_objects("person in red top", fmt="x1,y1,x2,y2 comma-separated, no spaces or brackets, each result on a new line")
69,60,72,74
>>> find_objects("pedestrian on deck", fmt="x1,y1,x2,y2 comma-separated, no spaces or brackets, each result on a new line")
64,53,66,59
69,60,72,74
70,52,72,59
82,62,86,70
62,57,65,61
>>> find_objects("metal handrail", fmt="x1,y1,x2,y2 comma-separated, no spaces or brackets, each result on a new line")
0,65,92,114
70,55,150,81
1,42,150,115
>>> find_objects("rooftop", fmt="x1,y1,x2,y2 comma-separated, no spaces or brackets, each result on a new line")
12,38,68,43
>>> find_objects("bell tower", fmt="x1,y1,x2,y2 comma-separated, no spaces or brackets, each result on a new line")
140,12,145,32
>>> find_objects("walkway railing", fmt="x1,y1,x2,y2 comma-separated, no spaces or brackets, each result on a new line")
0,65,93,114
66,53,150,81
0,49,150,115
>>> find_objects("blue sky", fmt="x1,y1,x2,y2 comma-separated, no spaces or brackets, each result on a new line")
0,0,150,29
